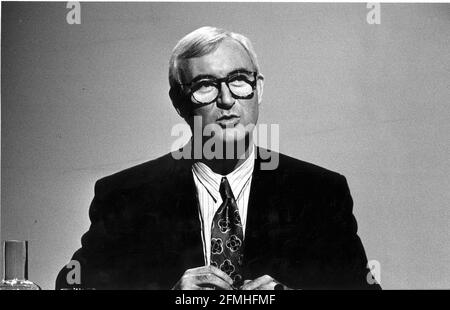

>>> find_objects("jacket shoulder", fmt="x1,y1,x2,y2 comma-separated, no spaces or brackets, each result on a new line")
93,152,180,198
258,147,346,184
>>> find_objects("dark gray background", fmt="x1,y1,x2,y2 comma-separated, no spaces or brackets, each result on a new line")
1,2,449,289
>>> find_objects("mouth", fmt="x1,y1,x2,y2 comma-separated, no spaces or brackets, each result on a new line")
216,115,240,128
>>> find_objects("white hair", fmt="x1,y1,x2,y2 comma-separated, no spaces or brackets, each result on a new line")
168,26,261,91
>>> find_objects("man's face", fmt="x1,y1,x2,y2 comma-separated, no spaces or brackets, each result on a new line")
178,39,263,146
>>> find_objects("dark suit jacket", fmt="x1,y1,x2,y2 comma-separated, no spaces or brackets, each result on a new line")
56,147,380,290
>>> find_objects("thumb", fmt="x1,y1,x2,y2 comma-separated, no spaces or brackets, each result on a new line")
239,279,252,290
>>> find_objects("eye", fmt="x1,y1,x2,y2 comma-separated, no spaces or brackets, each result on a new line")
229,74,252,87
192,81,216,94
229,80,247,88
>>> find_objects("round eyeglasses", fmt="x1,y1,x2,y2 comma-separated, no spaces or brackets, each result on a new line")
181,70,258,106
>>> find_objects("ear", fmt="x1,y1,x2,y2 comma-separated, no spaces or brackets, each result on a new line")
256,74,264,105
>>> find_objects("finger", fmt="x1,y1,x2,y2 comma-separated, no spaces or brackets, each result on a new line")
237,279,252,290
195,273,233,290
186,266,233,286
176,275,202,290
185,266,212,275
207,265,234,286
241,275,273,290
183,266,234,289
178,273,232,290
255,281,280,290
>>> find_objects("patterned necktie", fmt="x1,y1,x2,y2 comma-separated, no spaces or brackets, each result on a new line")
210,177,244,289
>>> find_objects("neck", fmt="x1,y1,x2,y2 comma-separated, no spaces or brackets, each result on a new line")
194,136,254,175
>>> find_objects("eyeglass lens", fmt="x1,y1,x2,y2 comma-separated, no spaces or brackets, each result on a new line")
191,72,255,104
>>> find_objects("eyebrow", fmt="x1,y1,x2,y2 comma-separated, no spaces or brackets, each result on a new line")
189,68,253,84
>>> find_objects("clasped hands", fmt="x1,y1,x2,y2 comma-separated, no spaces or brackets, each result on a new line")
172,265,291,290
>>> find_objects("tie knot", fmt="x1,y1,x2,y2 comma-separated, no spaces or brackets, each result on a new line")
219,177,234,201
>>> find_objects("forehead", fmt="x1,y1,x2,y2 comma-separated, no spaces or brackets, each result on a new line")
179,39,253,82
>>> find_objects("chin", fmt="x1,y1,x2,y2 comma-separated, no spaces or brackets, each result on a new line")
221,127,247,144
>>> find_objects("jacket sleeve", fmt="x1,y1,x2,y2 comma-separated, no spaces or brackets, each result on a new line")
55,179,135,290
323,175,381,290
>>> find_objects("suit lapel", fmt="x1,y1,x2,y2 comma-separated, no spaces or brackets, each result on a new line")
170,155,205,269
165,147,283,279
243,147,281,276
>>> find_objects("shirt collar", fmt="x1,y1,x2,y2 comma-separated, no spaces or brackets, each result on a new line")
192,144,256,203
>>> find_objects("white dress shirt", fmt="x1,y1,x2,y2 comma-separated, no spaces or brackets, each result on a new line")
191,145,256,266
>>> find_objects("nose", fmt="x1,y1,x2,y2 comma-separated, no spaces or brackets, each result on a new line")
216,82,235,109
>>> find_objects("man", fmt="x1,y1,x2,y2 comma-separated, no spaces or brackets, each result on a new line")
56,26,380,290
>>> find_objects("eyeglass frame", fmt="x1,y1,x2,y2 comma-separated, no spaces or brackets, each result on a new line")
178,70,259,106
